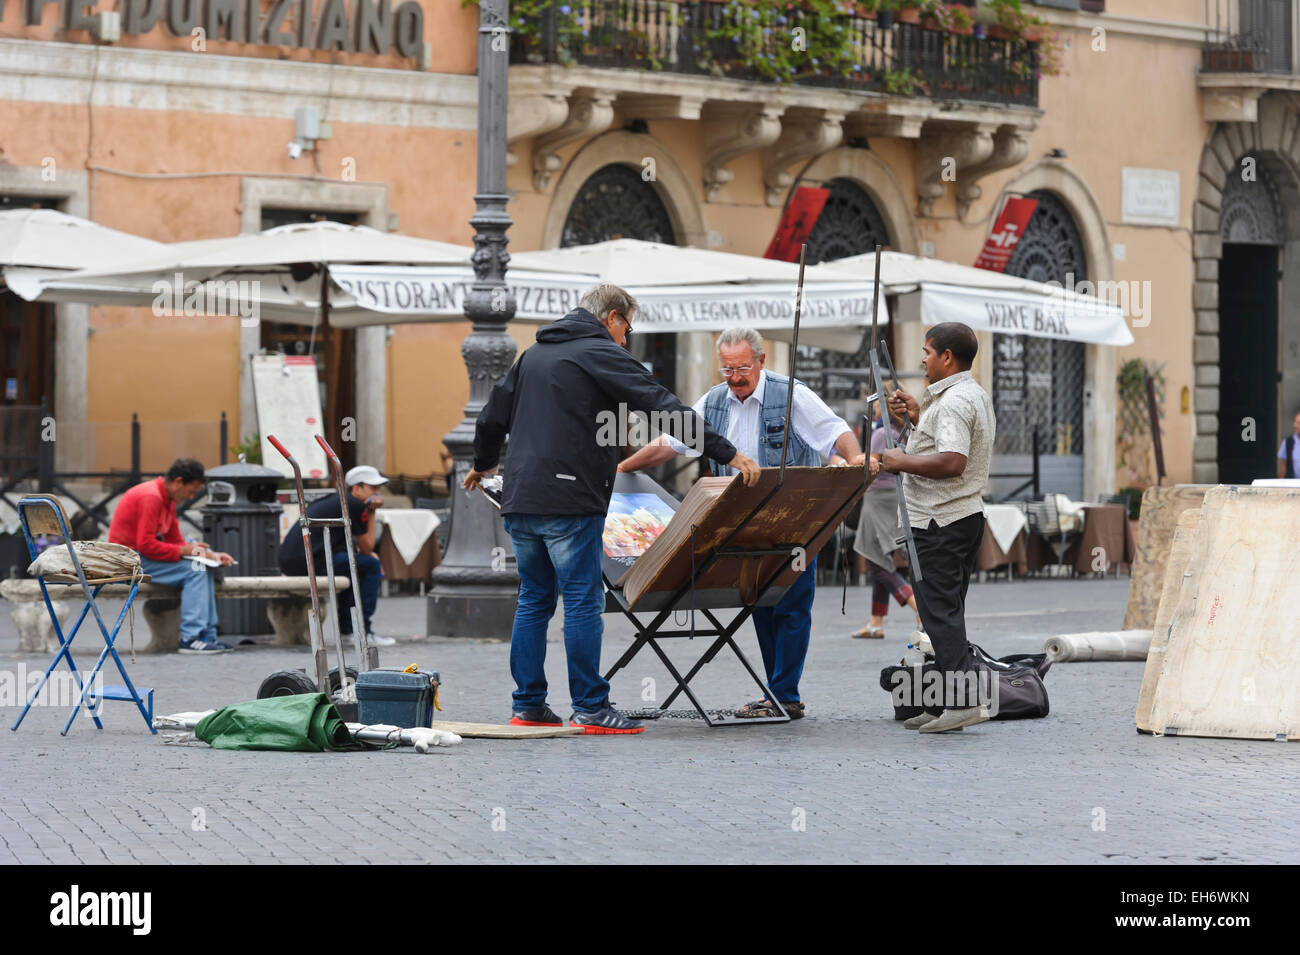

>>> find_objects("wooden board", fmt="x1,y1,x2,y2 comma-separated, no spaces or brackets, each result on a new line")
1134,507,1202,733
1147,487,1300,740
428,721,582,739
1122,485,1210,630
622,466,866,610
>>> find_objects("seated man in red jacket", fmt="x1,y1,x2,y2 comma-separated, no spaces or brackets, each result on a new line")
109,458,235,654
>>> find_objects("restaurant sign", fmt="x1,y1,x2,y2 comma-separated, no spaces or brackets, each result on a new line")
18,0,426,59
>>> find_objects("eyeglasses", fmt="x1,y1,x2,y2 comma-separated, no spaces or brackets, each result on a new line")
611,310,633,334
719,364,755,377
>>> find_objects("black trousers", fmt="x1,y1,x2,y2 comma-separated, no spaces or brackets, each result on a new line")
911,512,985,710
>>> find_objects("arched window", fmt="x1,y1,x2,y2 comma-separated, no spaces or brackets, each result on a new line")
561,164,677,387
997,191,1088,490
560,164,676,247
800,178,892,403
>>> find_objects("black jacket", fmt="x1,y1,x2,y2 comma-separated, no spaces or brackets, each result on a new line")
473,307,737,516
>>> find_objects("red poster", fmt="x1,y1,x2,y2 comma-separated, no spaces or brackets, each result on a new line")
974,196,1038,272
764,186,830,261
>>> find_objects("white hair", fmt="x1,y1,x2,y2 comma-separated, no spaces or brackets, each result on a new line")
715,327,765,360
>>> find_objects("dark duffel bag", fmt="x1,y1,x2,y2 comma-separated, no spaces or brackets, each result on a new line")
878,643,1051,721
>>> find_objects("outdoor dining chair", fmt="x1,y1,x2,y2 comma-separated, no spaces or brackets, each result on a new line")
11,494,155,735
1025,494,1081,577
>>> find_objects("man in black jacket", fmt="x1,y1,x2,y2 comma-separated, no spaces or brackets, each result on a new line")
466,283,760,734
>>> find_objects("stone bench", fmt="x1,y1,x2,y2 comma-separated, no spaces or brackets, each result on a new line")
1,575,350,653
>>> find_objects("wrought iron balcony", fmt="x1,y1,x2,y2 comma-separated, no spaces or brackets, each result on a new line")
1203,0,1294,73
510,1,1040,107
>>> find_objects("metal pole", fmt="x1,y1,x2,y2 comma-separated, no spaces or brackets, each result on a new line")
130,413,140,482
220,411,228,465
1146,375,1166,485
427,0,522,640
778,244,807,484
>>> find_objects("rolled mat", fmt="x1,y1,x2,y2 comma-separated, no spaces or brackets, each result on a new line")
1043,629,1153,662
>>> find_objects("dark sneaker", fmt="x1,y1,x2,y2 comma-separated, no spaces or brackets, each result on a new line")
178,637,232,655
570,704,645,735
510,705,564,727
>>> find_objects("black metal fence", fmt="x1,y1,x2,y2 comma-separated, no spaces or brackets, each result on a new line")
1204,0,1293,73
513,1,1040,107
0,402,230,541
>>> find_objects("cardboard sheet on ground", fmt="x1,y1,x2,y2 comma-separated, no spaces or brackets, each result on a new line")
1146,487,1300,740
1135,507,1202,733
429,721,581,739
1122,485,1210,630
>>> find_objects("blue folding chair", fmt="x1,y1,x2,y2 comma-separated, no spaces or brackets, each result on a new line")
11,494,156,735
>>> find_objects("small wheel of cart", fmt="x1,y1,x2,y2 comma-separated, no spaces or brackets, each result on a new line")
257,670,318,698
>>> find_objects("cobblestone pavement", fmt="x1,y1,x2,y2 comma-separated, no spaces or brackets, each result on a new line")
1,577,1295,864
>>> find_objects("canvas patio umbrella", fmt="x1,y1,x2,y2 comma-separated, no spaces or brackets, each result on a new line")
811,249,1133,347
0,208,166,279
6,220,595,327
509,238,889,352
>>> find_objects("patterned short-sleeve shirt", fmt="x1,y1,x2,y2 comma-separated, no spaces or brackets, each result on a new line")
902,370,996,528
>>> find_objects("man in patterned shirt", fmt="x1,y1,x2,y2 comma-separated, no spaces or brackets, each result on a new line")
879,322,996,734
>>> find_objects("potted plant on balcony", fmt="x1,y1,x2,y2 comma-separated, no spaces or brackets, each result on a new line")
882,66,928,94
879,0,923,26
920,1,974,34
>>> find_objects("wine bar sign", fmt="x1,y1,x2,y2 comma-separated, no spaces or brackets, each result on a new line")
15,0,428,60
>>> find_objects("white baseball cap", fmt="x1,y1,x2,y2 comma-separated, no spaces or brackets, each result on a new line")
345,465,389,487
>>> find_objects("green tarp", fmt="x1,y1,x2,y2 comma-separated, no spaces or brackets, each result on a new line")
194,693,356,752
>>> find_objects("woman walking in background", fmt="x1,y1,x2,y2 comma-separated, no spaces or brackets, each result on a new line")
850,402,922,639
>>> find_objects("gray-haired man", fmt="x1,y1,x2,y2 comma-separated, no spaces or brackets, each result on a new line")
619,327,871,719
467,285,760,734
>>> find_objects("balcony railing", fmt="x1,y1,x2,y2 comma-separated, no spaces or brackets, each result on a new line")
511,1,1040,107
1203,0,1294,73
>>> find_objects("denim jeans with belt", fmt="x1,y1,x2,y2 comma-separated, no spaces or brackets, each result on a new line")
332,551,382,635
504,513,608,714
139,555,219,643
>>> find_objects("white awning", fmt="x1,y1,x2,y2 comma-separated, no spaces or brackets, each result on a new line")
893,281,1134,347
814,250,1134,347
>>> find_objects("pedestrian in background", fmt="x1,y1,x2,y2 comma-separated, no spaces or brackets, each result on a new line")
849,400,922,640
277,464,395,647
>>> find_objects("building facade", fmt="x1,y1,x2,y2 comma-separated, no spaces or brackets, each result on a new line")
3,0,1298,496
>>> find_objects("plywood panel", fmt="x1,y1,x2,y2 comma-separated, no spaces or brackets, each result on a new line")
1122,485,1211,630
1147,487,1300,740
1134,507,1202,733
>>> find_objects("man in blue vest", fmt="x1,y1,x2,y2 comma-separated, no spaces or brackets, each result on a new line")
618,327,868,719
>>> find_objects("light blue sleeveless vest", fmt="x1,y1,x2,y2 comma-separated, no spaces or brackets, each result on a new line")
702,371,823,476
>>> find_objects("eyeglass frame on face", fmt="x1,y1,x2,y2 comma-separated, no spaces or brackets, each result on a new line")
719,363,755,377
611,310,633,334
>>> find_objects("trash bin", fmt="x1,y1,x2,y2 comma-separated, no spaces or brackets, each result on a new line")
201,462,284,636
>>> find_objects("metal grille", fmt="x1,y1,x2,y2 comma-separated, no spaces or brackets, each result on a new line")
1219,154,1283,244
995,191,1087,457
560,163,676,247
1204,0,1292,73
562,164,678,388
799,178,890,403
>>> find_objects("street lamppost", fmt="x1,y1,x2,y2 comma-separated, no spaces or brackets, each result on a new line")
427,0,520,639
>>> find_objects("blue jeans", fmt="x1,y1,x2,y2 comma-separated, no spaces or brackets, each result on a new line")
139,555,219,643
504,513,608,713
751,557,816,703
333,551,382,635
